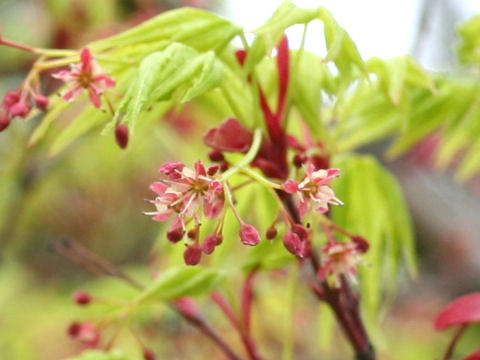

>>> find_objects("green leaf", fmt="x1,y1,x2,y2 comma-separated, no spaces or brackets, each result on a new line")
49,104,111,156
66,350,127,360
136,266,225,303
113,43,223,131
90,8,242,54
290,50,331,141
317,7,365,79
332,154,417,317
246,1,318,71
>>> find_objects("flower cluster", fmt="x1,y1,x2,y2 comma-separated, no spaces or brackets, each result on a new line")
317,237,369,287
52,48,115,108
1,89,48,132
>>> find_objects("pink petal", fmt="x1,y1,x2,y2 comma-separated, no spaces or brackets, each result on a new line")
52,70,77,82
63,85,84,102
204,197,224,219
150,182,168,195
435,293,480,330
94,74,116,88
88,85,102,108
81,48,93,72
195,160,207,176
283,180,299,194
152,211,172,221
159,162,185,176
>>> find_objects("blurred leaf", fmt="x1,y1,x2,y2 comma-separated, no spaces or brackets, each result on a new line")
66,350,127,360
457,15,480,68
136,266,225,303
435,292,480,330
332,154,417,318
90,8,242,54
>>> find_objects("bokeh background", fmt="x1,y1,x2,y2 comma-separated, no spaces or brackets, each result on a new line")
1,0,480,359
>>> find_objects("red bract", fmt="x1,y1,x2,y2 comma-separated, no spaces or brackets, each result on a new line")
52,48,115,108
464,350,480,360
434,293,480,330
204,117,253,152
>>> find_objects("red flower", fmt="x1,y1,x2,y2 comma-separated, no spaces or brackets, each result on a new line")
52,48,115,108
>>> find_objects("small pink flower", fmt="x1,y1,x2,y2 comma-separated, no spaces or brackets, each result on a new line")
240,224,261,246
318,241,366,287
52,48,115,108
283,165,343,218
146,161,225,242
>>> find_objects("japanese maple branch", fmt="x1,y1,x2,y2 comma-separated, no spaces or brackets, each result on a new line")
277,192,375,360
52,238,242,360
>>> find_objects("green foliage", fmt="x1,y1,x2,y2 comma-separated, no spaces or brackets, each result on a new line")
136,266,225,303
66,350,127,360
457,14,480,68
112,43,222,131
332,154,417,318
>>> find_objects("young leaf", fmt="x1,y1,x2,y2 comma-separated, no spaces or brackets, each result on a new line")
90,8,242,54
136,266,225,303
435,293,480,330
113,43,223,131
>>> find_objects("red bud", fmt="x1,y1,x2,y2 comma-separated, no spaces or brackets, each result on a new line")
184,245,202,265
115,123,129,149
240,224,261,246
73,291,92,305
143,348,156,360
266,226,277,240
0,113,11,132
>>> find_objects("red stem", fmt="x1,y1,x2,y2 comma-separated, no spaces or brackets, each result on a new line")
443,325,468,360
211,291,263,360
0,36,35,53
242,269,258,333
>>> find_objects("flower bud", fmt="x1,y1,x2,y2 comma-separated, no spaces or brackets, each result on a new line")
266,226,277,240
220,161,229,172
187,228,197,240
283,231,303,257
67,322,81,337
175,297,199,318
143,348,156,360
207,164,219,176
77,323,100,348
9,99,31,118
0,113,11,132
240,224,261,246
2,90,21,109
202,234,221,254
73,291,92,305
293,153,308,167
311,154,330,170
115,123,129,149
208,149,224,162
34,94,49,111
235,50,247,66
184,245,202,265
352,235,369,253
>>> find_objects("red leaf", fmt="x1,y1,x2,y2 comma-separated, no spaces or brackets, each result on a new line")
435,293,480,330
464,350,480,360
203,118,253,152
276,35,289,121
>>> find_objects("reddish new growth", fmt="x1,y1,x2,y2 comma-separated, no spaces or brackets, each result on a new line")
52,48,115,108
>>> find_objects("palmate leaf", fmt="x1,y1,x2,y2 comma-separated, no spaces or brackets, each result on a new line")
90,7,242,54
136,266,225,303
112,43,223,131
332,154,417,318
